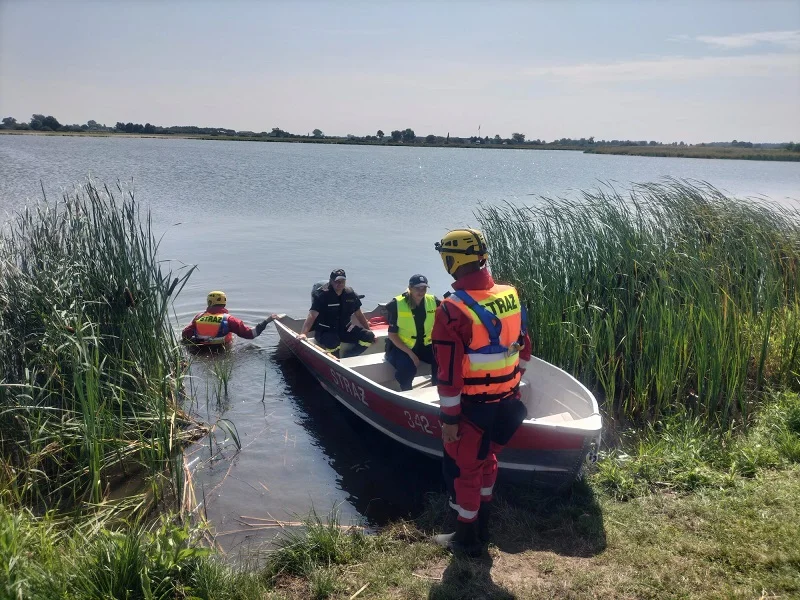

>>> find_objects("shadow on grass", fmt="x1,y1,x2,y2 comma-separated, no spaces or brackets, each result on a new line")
423,479,605,599
419,477,607,558
429,553,515,600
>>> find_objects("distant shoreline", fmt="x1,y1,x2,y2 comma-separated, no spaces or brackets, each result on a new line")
3,130,799,162
585,145,800,162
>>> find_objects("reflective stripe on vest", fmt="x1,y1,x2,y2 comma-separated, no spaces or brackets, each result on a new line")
194,312,231,345
446,284,522,400
394,293,436,349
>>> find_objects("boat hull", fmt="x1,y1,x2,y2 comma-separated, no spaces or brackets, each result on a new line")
276,319,601,485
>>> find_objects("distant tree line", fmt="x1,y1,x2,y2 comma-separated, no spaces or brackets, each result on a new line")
1,114,797,150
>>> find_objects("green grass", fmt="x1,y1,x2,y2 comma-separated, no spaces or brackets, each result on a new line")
0,179,198,514
263,509,378,580
594,391,800,500
480,180,800,428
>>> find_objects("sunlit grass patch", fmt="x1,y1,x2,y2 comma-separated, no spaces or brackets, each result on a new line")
263,508,378,580
593,391,800,499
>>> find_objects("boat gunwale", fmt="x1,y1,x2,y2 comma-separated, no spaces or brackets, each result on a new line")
273,315,602,437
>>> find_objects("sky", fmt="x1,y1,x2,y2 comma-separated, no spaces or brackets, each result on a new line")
1,0,799,143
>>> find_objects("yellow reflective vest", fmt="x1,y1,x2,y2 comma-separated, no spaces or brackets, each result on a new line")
394,293,437,349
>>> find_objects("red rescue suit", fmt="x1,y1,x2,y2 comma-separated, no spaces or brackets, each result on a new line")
182,306,258,347
432,268,531,523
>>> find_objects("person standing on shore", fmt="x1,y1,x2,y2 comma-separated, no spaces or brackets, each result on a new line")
430,229,531,556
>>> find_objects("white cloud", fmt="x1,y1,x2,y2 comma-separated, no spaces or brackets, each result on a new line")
695,30,800,50
519,53,800,84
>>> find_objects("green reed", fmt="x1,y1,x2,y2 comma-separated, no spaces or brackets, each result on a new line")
480,180,800,427
0,179,196,513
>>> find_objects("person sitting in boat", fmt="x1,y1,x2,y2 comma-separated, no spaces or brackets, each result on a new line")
182,290,278,350
431,228,531,557
296,268,375,358
385,274,440,391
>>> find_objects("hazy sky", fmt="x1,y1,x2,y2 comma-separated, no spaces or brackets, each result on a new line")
1,0,799,143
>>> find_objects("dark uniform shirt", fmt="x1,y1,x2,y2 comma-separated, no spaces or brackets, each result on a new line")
311,285,362,334
386,293,441,353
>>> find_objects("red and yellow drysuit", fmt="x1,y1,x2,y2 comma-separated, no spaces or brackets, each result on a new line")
432,268,531,523
182,306,259,347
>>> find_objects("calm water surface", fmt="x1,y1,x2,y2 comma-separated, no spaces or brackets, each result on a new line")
2,135,799,550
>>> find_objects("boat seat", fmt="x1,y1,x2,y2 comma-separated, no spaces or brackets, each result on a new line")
339,352,387,368
404,381,440,404
534,411,574,424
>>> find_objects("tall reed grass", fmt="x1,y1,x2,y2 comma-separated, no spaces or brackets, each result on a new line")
0,180,197,513
480,180,800,427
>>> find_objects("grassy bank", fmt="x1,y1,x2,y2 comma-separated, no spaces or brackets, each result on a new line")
4,390,799,599
481,180,800,428
585,145,800,161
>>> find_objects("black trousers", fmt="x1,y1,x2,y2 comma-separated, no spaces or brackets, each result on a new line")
315,326,375,357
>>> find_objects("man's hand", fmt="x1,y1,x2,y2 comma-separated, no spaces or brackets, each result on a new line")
409,352,420,368
297,333,308,341
441,422,460,444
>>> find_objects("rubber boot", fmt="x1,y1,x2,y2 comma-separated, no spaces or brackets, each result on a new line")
477,502,491,545
433,520,482,558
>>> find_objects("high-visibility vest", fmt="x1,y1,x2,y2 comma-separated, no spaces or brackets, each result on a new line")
193,311,233,345
445,284,523,401
394,293,437,349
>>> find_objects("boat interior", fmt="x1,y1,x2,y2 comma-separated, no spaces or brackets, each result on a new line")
280,311,600,429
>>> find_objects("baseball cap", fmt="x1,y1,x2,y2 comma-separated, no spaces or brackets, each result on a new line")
330,268,347,281
409,274,429,288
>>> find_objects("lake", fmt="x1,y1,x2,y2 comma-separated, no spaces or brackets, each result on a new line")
1,134,798,551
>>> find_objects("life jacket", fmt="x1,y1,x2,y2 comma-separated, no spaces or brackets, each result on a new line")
193,311,233,346
394,293,436,349
446,284,523,402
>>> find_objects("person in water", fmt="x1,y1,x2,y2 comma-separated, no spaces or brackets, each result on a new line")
385,274,440,390
182,290,278,349
297,268,375,357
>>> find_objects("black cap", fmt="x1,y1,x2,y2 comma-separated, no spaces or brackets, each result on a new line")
330,268,346,281
409,274,429,288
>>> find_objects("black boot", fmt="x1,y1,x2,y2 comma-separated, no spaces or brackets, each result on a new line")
477,502,491,544
433,520,482,558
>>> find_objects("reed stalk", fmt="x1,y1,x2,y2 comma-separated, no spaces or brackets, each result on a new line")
480,180,800,427
0,179,197,514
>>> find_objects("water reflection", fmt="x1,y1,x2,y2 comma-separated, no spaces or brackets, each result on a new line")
273,347,444,524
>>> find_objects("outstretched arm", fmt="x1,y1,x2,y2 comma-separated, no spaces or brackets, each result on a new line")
253,313,280,337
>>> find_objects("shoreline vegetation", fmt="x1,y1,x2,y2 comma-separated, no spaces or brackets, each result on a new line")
3,116,800,162
2,180,799,598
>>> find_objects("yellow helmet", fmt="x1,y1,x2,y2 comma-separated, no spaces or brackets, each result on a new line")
207,290,227,306
434,228,488,275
